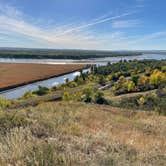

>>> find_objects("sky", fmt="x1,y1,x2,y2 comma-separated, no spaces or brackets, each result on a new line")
0,0,165,50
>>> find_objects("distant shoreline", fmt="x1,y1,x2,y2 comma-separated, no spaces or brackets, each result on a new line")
0,50,142,60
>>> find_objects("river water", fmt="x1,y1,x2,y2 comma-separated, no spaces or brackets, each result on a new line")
0,54,165,99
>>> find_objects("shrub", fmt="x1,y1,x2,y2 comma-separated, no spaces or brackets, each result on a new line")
67,81,77,88
94,91,106,104
82,87,93,103
98,76,106,86
62,92,72,101
22,91,37,99
33,86,51,96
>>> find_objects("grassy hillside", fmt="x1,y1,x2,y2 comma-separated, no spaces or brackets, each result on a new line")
0,101,166,165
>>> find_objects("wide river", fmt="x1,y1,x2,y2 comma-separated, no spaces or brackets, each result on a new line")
0,53,165,99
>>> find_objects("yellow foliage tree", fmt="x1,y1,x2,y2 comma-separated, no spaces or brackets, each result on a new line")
149,69,166,87
127,81,136,92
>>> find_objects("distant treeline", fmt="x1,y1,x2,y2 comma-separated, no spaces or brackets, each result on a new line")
0,50,142,59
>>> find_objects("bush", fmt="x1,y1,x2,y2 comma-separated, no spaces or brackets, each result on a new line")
94,91,106,104
62,91,72,101
82,87,93,103
22,91,37,99
33,86,51,96
67,81,77,88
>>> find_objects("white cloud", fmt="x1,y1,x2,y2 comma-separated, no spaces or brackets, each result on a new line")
112,19,141,28
0,2,137,49
0,1,165,50
0,2,22,18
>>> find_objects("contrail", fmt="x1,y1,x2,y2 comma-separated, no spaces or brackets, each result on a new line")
61,11,136,35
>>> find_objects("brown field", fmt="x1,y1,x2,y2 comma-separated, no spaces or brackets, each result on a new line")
0,63,86,91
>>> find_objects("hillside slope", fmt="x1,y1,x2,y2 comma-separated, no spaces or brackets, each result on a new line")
0,101,166,165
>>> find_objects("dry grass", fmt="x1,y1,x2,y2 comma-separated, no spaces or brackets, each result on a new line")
0,63,86,90
104,89,157,102
0,102,165,165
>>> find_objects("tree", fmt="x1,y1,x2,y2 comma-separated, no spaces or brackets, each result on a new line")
137,75,149,90
82,87,93,103
33,86,50,96
74,76,84,85
127,81,136,92
113,76,128,95
65,78,69,83
98,76,106,86
149,69,166,88
94,91,105,104
131,75,139,85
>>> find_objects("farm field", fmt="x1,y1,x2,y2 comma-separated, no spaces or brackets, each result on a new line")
0,63,86,91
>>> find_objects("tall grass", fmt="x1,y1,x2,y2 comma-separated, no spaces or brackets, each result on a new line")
0,102,165,165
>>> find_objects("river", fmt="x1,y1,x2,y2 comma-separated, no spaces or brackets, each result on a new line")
0,53,165,99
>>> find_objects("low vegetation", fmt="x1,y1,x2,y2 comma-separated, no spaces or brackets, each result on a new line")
113,86,166,115
0,98,11,109
0,102,166,165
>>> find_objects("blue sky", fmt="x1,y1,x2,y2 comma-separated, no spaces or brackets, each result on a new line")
0,0,165,50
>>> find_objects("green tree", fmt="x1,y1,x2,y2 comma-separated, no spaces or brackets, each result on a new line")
113,76,128,95
94,91,105,104
98,76,106,86
131,75,139,85
127,81,136,92
82,87,93,103
33,86,51,96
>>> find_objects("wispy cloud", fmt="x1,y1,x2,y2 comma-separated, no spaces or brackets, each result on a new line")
112,19,141,28
0,2,137,49
0,2,22,18
128,31,166,44
0,1,164,50
63,11,136,33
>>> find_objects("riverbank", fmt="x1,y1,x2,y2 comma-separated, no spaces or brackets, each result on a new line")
0,49,142,59
0,63,88,92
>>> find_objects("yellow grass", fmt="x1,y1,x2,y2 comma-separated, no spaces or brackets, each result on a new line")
0,101,165,165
